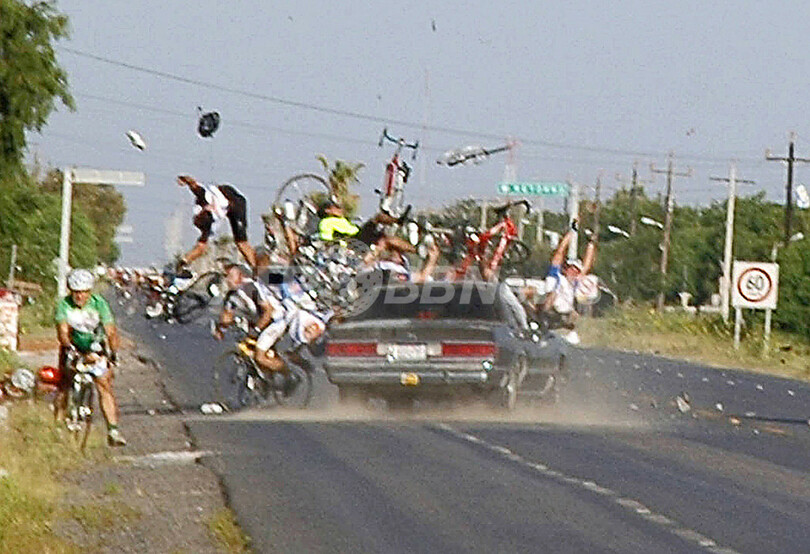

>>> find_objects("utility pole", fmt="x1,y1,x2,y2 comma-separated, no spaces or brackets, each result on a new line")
650,153,692,311
710,162,755,323
7,245,17,289
616,162,653,235
592,173,602,237
566,180,580,261
766,133,810,243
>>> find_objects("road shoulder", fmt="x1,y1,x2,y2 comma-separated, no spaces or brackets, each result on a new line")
17,339,245,553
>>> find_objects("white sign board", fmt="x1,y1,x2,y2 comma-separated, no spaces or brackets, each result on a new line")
71,168,145,186
731,261,779,310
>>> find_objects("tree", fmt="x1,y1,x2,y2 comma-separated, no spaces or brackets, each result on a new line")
0,171,97,289
0,0,74,174
316,155,364,217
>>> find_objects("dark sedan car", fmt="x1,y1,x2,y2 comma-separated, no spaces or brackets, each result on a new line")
324,281,568,410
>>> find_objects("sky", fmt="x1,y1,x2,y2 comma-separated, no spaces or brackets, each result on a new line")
27,0,810,265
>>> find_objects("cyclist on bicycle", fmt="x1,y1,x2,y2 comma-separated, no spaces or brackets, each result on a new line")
540,221,597,343
55,269,126,446
176,174,257,271
213,264,282,372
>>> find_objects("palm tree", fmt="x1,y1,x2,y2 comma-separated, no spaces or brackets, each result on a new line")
316,155,364,217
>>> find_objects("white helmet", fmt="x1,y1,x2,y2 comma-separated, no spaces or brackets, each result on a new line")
67,268,95,291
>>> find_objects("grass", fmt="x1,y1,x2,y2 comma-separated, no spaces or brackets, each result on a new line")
67,500,141,534
579,306,810,382
0,402,106,553
207,508,251,554
18,297,57,342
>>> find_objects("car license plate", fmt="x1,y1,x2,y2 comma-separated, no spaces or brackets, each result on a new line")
400,372,420,386
391,344,427,361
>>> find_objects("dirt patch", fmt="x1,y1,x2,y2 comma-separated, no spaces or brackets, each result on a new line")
18,335,59,352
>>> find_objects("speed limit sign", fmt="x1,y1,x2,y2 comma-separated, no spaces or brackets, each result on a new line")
731,261,779,310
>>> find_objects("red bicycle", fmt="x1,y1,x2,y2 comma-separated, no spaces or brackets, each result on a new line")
377,127,419,217
453,200,531,280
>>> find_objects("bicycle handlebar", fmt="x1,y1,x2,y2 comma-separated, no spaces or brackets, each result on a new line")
378,127,419,159
493,199,532,215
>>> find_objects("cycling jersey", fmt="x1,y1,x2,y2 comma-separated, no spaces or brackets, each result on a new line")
223,279,280,328
54,293,114,352
192,184,249,243
544,264,577,314
318,216,359,241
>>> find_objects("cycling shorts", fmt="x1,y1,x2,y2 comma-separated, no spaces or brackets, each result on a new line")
194,186,248,243
224,188,249,243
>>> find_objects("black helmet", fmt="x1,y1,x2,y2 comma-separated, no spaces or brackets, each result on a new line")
198,110,220,138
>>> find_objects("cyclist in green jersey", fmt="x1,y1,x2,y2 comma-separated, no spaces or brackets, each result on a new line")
55,268,126,446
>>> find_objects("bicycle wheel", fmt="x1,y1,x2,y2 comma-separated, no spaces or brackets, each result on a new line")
173,292,210,324
272,362,312,408
273,174,332,222
213,351,268,411
66,382,93,451
485,239,530,274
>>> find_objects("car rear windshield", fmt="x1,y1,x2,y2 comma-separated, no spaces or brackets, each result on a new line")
348,283,501,321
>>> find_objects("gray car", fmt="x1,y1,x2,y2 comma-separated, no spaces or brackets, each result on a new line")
324,281,568,410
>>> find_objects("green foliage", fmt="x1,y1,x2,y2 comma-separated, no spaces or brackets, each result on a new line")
0,171,98,290
316,155,364,217
422,188,810,337
0,0,74,174
39,168,125,263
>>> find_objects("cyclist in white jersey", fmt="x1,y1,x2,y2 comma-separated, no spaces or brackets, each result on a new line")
177,175,257,270
541,221,597,342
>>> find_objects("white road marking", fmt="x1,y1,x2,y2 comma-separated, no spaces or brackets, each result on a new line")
435,423,740,554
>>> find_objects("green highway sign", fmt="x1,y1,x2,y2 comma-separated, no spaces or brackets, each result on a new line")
497,181,570,196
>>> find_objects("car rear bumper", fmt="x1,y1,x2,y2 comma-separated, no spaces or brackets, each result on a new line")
327,369,491,386
325,358,498,386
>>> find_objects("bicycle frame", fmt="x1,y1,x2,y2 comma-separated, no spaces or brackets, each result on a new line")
453,200,530,280
378,128,418,215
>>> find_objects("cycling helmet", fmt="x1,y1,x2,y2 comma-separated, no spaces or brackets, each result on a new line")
67,268,95,291
198,110,220,138
564,259,584,272
9,368,36,396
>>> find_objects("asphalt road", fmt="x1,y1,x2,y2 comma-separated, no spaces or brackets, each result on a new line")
118,304,810,554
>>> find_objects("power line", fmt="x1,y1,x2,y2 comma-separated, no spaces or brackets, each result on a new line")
60,46,758,163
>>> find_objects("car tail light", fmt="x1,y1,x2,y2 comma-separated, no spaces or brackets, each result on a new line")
327,342,378,357
441,342,497,357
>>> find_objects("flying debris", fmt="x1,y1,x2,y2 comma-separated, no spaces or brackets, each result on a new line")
126,130,147,150
437,142,513,166
197,108,221,138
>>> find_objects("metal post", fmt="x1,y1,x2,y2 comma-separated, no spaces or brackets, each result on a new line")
8,244,17,289
593,174,602,237
629,165,638,236
720,164,736,323
535,198,544,245
786,140,794,244
57,168,73,298
567,181,579,261
733,307,742,350
480,200,488,229
763,308,772,356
